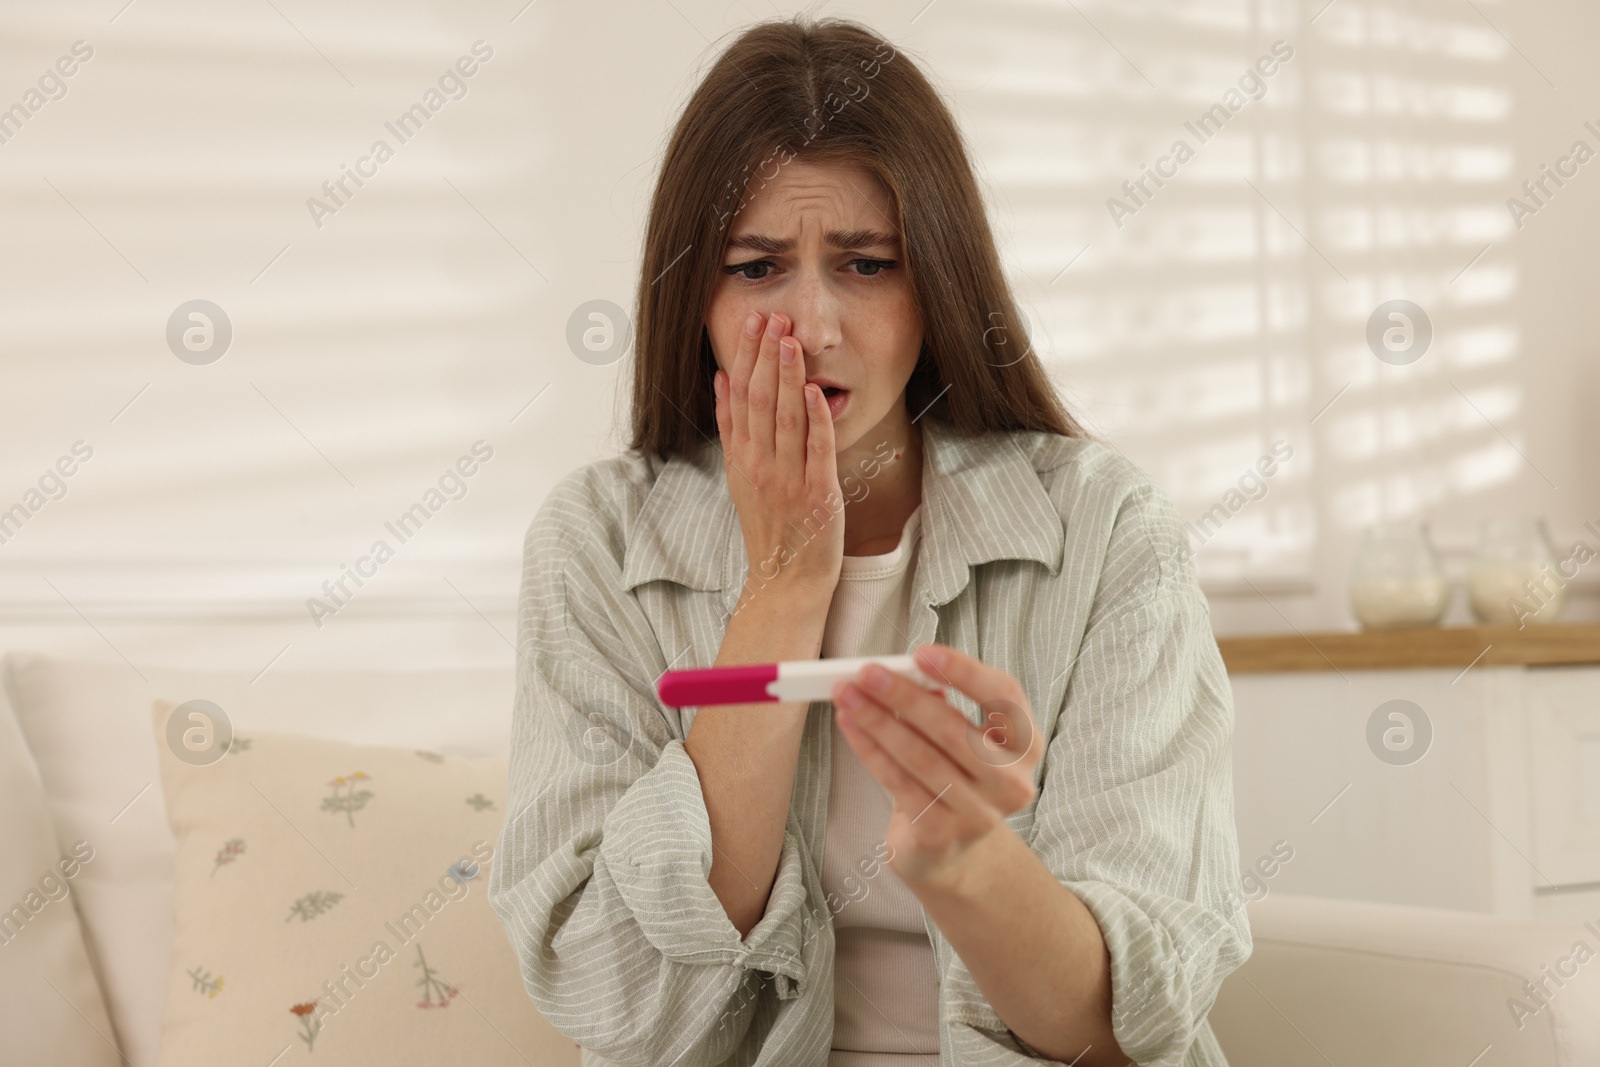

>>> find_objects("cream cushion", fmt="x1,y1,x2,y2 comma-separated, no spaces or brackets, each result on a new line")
0,673,120,1066
1211,893,1600,1066
3,653,515,1067
149,698,577,1065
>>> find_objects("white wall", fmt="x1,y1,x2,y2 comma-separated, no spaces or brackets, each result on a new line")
2,0,1598,677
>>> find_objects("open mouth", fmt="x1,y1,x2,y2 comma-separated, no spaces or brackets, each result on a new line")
806,379,849,418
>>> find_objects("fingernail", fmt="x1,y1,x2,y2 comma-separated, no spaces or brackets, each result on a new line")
744,311,762,338
780,339,796,364
713,372,723,399
862,665,893,693
766,313,784,339
806,383,818,407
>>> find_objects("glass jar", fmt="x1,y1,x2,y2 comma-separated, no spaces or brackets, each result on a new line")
1467,518,1566,626
1349,522,1449,629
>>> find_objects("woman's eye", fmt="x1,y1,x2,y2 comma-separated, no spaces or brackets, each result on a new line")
725,260,774,282
850,258,895,278
722,258,897,283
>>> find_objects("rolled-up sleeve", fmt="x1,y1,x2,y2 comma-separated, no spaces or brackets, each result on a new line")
1041,484,1251,1066
943,479,1252,1066
487,481,812,1067
1042,581,1252,1066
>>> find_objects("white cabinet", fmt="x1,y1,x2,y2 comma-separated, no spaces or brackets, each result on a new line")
1228,664,1600,920
1523,668,1600,893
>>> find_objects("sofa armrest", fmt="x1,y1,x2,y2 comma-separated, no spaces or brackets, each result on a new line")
1209,893,1600,1067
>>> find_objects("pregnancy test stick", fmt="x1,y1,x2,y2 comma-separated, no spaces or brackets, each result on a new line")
657,654,944,708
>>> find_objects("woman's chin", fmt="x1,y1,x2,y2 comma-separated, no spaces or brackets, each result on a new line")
830,425,859,454
830,399,893,455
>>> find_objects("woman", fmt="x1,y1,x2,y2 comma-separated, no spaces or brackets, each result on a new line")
488,15,1250,1067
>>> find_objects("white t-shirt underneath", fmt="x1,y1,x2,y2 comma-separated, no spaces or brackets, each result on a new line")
819,503,941,1066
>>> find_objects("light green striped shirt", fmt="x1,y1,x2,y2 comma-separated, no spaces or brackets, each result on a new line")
489,414,1252,1067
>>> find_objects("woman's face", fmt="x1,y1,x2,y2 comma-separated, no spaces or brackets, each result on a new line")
703,158,923,457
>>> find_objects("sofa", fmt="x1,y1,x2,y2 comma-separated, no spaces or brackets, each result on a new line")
1,650,1594,1066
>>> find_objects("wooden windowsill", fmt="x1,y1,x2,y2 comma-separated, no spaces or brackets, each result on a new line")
1217,621,1600,674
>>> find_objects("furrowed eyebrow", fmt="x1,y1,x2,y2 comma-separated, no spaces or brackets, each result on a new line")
724,229,900,255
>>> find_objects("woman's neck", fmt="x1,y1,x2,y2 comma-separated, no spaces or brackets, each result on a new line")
838,412,924,556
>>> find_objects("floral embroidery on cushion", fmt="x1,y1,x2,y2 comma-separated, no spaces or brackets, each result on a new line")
290,1001,321,1050
211,837,245,877
415,749,445,763
285,890,344,922
187,966,224,998
321,771,372,827
464,792,496,812
446,860,480,884
412,945,459,1009
230,736,252,753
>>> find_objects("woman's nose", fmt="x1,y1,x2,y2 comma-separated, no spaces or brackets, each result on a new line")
778,273,840,356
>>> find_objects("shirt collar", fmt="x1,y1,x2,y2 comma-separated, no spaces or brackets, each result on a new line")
620,415,1065,613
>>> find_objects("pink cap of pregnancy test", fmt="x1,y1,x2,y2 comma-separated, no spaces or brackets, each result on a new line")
657,663,779,708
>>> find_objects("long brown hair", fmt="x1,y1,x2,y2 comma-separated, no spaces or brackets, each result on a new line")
627,14,1086,460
